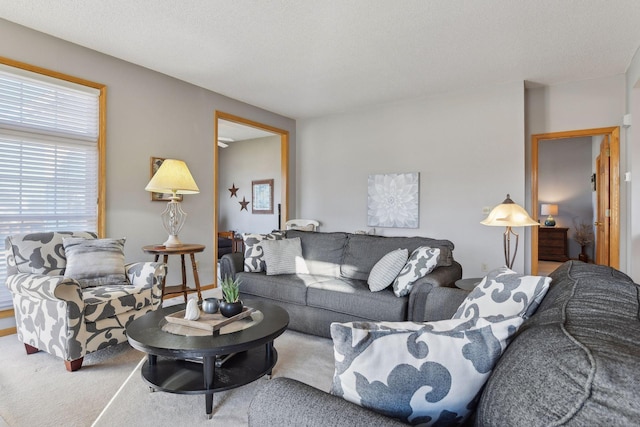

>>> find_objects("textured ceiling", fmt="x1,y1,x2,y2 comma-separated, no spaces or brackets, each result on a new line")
1,1,640,119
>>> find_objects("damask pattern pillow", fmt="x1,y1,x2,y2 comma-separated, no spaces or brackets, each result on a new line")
242,231,285,272
452,266,551,320
63,237,127,288
392,246,440,297
261,237,308,275
330,316,524,426
367,248,408,292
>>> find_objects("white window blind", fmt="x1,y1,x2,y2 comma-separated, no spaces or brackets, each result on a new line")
0,65,100,310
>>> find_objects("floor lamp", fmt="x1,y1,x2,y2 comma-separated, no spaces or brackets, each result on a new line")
481,194,539,270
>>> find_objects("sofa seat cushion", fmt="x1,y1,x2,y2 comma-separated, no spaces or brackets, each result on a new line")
340,234,454,281
83,284,154,323
307,278,407,321
237,272,333,305
477,261,640,425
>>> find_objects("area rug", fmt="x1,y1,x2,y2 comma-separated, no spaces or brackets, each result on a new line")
93,330,335,426
0,335,146,427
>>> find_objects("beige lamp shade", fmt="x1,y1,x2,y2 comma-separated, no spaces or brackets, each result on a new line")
145,159,200,195
481,194,539,227
540,204,558,216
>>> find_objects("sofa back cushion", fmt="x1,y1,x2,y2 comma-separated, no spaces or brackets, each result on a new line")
477,261,640,425
340,234,454,281
5,231,98,276
285,231,348,277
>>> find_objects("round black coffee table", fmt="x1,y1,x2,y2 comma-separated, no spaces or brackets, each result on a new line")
126,300,289,419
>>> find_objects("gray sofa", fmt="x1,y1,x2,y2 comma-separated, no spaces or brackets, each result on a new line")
220,230,462,338
247,261,640,426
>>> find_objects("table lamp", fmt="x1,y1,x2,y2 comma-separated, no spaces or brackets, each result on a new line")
481,194,539,269
145,159,199,247
540,204,558,226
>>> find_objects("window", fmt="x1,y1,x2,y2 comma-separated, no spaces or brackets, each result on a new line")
0,58,105,310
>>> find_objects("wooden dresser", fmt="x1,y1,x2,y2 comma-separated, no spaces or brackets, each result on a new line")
538,227,569,262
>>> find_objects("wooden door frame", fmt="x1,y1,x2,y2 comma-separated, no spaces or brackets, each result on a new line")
213,111,290,284
531,127,620,274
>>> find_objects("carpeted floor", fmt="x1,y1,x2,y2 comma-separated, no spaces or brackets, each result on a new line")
0,328,335,427
93,330,335,426
0,336,146,427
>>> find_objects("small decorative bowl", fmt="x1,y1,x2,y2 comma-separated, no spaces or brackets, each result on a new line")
201,297,220,314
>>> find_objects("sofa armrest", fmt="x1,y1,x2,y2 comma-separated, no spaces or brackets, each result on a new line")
248,377,408,426
420,286,470,321
6,273,83,304
126,262,166,307
407,261,462,321
220,252,244,279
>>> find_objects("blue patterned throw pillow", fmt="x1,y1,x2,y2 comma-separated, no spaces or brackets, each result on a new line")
330,316,524,426
392,246,440,297
452,267,551,320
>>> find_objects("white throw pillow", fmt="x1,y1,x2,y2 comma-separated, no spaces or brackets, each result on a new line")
367,248,408,292
393,246,441,297
63,237,127,288
242,231,285,272
453,266,551,320
330,316,524,426
261,237,308,275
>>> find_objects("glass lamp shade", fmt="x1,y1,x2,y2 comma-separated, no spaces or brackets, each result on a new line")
145,159,199,247
481,194,538,270
481,195,539,228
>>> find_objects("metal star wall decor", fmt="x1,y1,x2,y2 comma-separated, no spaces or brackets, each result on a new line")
239,196,250,211
228,183,239,197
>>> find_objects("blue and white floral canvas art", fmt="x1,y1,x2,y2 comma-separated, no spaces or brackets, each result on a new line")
367,172,419,228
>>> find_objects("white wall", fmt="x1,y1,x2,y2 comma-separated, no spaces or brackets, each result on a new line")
297,82,526,277
219,136,281,234
526,74,627,273
625,46,640,282
538,137,594,259
0,19,296,286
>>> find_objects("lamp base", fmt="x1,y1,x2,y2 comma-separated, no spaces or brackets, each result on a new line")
544,217,556,227
163,235,183,247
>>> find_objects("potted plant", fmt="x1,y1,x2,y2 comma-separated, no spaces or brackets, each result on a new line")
573,221,594,262
219,275,243,318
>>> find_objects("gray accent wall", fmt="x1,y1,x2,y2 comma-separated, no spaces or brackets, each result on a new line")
0,19,296,287
538,137,594,260
219,136,282,234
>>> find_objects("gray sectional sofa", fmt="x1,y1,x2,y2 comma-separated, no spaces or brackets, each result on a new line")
219,230,462,338
247,261,640,426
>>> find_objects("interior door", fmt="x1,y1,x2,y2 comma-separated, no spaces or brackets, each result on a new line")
595,135,610,265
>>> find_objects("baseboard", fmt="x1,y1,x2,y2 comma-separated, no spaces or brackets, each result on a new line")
0,326,16,337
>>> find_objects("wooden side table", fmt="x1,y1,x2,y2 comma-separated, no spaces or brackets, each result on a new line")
142,244,205,302
538,227,570,262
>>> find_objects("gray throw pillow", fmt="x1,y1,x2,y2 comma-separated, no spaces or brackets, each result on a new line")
330,315,524,425
367,248,408,292
262,237,308,275
63,237,127,288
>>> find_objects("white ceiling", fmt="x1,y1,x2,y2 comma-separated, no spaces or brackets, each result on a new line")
218,119,276,143
2,1,640,120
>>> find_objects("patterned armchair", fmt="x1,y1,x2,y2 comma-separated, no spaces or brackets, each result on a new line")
5,231,165,371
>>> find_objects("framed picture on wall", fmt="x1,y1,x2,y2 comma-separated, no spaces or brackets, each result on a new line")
252,179,274,214
150,157,183,202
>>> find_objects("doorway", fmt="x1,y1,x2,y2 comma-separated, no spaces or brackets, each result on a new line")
531,127,620,275
213,111,290,284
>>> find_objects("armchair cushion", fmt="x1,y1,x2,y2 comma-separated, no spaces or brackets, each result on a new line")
63,237,127,288
83,283,155,322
